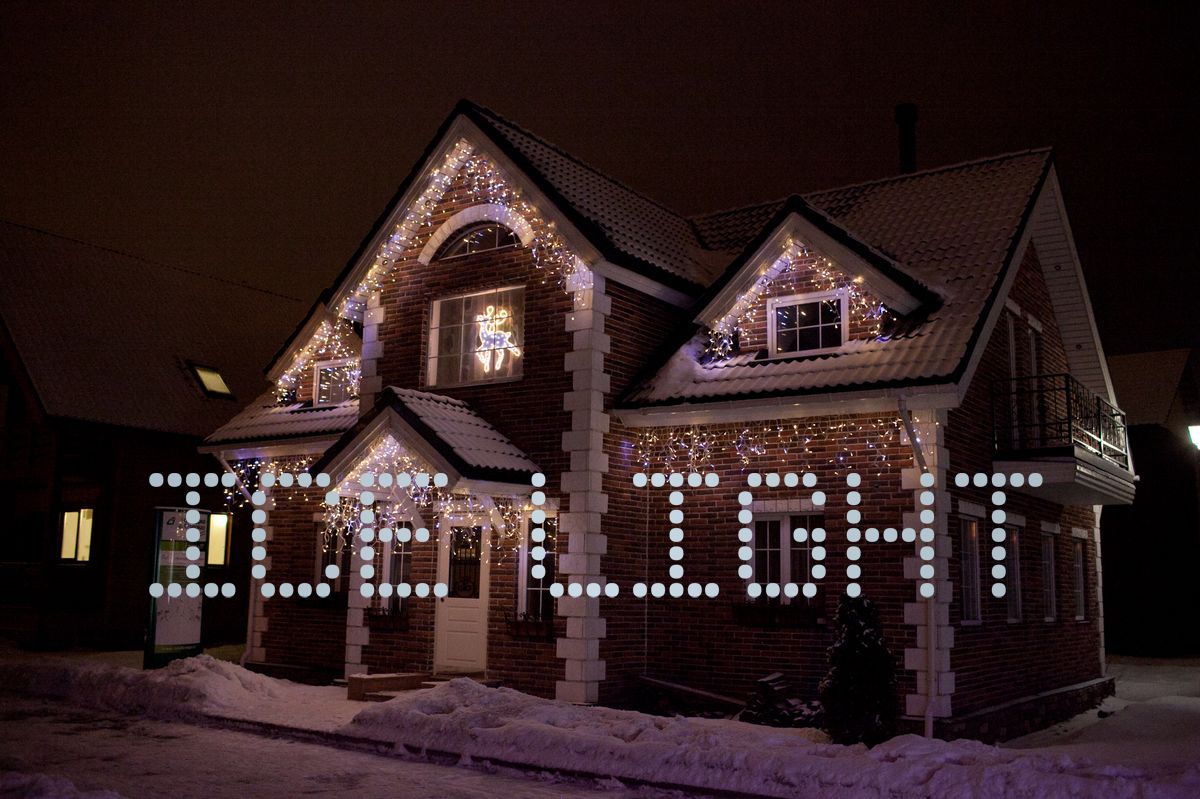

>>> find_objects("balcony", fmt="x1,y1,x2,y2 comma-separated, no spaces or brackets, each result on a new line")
991,373,1135,505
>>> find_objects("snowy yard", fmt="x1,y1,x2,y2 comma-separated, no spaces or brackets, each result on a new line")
1,649,1198,798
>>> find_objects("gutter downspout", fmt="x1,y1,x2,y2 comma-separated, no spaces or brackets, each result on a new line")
898,398,936,739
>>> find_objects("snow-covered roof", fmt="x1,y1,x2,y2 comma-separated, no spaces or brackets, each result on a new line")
0,221,304,437
204,391,359,445
626,149,1053,405
312,387,539,483
392,387,540,475
467,104,729,288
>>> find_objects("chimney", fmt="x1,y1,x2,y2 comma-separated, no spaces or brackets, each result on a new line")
894,103,918,174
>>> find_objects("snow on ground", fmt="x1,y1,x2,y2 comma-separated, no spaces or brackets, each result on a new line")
2,649,1200,798
0,652,359,732
0,770,125,799
345,678,1200,799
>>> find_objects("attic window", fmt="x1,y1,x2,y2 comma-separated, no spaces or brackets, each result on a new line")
436,223,519,260
313,359,358,406
767,291,847,357
190,363,234,398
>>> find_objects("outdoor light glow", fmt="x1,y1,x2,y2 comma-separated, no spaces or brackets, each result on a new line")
207,513,230,566
475,304,521,372
1190,425,1200,449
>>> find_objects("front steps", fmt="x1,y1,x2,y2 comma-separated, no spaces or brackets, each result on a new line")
348,671,502,701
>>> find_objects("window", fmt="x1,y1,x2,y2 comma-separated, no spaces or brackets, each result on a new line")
767,292,847,356
317,531,352,592
960,517,981,622
428,287,524,387
747,513,824,599
1041,533,1056,621
1073,540,1087,620
190,363,234,398
60,509,93,562
435,222,520,260
382,532,412,616
519,514,558,621
313,359,358,406
1005,526,1022,622
207,513,231,567
447,526,483,598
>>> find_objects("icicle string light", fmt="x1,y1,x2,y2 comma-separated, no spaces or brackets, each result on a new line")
706,238,893,359
224,456,317,509
275,319,361,404
278,139,592,403
634,417,912,479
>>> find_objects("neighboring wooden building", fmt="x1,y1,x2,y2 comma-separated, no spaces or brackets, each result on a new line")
1103,349,1200,655
0,221,302,650
204,101,1135,739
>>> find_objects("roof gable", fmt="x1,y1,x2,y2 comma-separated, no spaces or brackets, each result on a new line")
312,386,538,488
695,196,938,332
623,150,1055,408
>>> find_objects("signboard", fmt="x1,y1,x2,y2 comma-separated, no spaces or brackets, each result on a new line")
144,507,206,668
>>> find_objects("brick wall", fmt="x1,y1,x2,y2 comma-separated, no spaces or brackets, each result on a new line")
944,243,1103,717
602,413,918,706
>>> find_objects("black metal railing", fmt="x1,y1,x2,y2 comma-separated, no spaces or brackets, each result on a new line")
992,373,1129,469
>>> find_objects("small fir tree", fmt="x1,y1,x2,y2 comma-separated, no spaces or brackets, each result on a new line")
818,593,898,745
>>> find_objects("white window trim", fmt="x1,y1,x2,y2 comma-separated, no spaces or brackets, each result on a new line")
746,512,823,603
312,358,356,406
765,290,849,359
517,509,558,617
426,285,525,389
1006,525,1023,623
1041,533,1057,622
1073,539,1087,621
959,514,983,625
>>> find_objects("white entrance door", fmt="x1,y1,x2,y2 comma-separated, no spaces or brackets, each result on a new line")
433,524,490,674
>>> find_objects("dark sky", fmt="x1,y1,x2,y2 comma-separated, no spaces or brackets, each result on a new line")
2,1,1195,355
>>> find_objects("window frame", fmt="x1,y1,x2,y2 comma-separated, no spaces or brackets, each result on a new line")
1041,533,1057,621
765,290,849,359
379,522,413,616
426,285,526,389
187,361,235,400
315,526,352,593
311,358,358,407
434,222,520,261
59,508,94,562
746,512,824,603
960,516,982,623
1005,525,1023,622
517,510,559,621
1073,539,1087,621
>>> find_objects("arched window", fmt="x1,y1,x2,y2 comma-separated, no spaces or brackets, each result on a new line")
435,222,520,260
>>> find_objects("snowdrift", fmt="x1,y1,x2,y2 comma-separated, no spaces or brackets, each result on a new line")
344,678,1200,799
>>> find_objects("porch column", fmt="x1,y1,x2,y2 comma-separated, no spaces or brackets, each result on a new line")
556,270,611,703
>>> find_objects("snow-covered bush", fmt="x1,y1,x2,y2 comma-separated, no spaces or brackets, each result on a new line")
819,594,898,745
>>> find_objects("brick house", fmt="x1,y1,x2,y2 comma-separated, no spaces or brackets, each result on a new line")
0,221,302,651
203,101,1134,738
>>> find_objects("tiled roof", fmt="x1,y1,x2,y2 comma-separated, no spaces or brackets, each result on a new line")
0,221,305,437
467,104,729,288
204,392,359,445
389,388,540,476
627,149,1053,405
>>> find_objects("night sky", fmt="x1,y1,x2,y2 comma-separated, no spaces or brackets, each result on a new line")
2,2,1195,355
